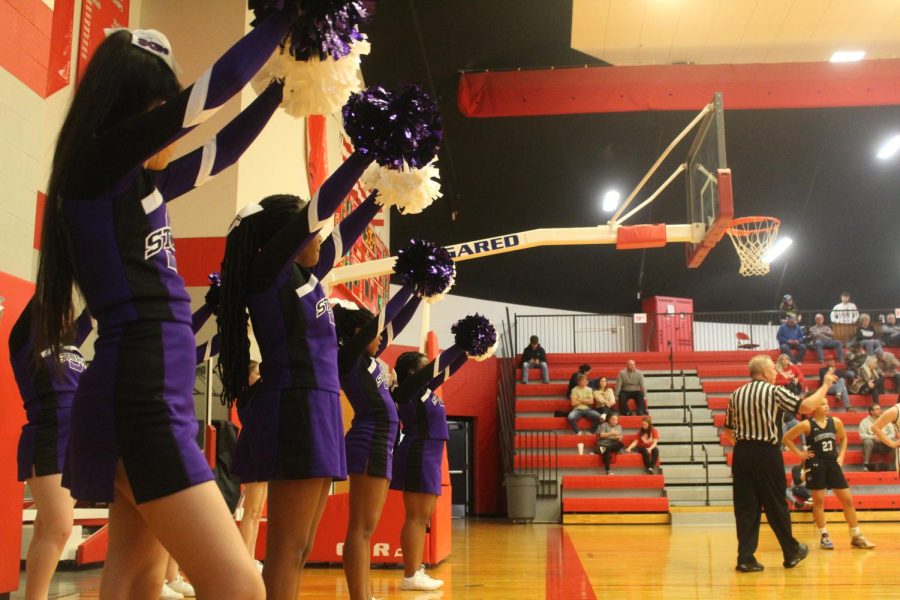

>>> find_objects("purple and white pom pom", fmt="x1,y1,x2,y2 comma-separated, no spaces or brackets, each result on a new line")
250,0,369,61
343,84,442,170
361,158,441,214
451,314,497,360
394,239,455,300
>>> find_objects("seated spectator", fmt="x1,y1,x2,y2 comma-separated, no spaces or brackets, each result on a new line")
830,292,859,325
779,294,801,323
624,416,660,474
568,374,602,435
819,357,851,411
597,413,625,475
844,342,867,380
566,364,592,399
616,359,648,416
855,314,884,356
774,353,805,395
786,464,812,510
782,412,805,449
859,405,897,471
850,356,885,407
520,335,550,384
776,316,807,364
882,314,900,347
592,376,616,422
808,313,844,363
875,350,900,392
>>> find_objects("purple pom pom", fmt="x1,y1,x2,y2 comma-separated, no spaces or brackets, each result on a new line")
451,314,497,357
395,239,455,297
342,84,442,170
208,272,222,288
250,1,369,61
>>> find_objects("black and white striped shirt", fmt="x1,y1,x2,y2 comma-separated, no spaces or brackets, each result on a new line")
725,380,802,446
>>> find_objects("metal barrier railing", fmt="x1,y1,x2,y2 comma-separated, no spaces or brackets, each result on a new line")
497,311,517,476
701,444,710,507
514,430,559,498
515,307,896,354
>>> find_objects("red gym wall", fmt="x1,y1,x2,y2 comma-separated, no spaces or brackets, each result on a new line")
380,345,502,516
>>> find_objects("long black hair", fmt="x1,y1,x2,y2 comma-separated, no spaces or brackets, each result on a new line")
395,351,427,386
34,30,181,359
332,303,375,347
217,194,307,402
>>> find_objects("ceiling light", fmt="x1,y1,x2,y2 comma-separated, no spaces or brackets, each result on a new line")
830,50,865,63
602,190,621,213
761,237,793,264
876,134,900,160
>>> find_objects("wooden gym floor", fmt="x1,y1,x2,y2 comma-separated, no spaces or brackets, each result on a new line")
17,519,899,599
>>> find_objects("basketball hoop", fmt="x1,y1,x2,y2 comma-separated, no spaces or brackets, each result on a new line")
726,216,780,276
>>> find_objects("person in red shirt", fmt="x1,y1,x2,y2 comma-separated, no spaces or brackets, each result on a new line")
625,416,660,474
775,354,806,396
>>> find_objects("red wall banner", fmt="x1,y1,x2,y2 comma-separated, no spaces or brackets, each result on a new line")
77,0,130,81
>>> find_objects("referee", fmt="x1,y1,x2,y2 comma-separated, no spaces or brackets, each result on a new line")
724,355,837,572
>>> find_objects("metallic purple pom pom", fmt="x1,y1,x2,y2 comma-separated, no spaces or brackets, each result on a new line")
250,0,369,61
208,272,222,287
395,239,454,297
342,84,442,170
451,314,497,357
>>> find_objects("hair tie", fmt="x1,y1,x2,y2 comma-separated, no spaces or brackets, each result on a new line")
227,203,264,234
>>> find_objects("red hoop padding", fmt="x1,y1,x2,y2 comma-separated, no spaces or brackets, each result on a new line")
616,224,668,250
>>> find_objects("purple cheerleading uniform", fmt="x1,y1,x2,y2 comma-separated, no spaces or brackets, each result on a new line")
390,347,468,496
10,302,91,481
232,154,377,483
59,11,293,503
340,286,421,480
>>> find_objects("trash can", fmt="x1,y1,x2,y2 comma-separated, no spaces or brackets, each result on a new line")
505,473,538,523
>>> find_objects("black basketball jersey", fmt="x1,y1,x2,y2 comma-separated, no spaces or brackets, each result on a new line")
809,416,838,460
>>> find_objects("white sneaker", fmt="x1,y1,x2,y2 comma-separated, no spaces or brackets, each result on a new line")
160,583,184,600
255,560,264,573
400,570,444,591
166,575,195,597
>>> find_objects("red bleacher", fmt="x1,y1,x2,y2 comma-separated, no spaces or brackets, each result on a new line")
562,497,670,513
563,475,665,490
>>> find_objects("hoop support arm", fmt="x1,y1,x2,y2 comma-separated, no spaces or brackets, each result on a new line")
325,223,703,285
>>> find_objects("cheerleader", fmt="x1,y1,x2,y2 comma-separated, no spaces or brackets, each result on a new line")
235,361,267,573
391,316,496,591
333,289,423,600
10,301,90,600
32,7,300,598
217,85,440,600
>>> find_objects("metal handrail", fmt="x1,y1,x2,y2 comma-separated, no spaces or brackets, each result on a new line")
687,405,695,463
701,444,710,506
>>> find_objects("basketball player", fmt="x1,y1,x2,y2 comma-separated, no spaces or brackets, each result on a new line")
783,404,875,550
32,8,301,597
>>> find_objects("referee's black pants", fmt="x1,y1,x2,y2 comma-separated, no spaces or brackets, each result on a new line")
732,440,800,564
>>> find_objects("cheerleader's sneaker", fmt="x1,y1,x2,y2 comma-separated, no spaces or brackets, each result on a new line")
160,583,184,600
400,570,443,591
166,575,195,597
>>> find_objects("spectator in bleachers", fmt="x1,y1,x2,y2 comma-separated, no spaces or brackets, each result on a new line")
592,376,616,422
779,294,800,323
777,316,807,364
566,364,592,399
830,292,859,325
785,464,812,510
808,313,844,364
859,405,896,471
882,314,900,347
819,358,851,411
775,354,805,395
597,413,625,475
855,314,884,356
850,356,885,407
782,413,805,449
568,374,602,435
844,342,867,380
520,335,550,384
615,360,648,416
871,404,900,464
875,350,899,392
625,416,660,474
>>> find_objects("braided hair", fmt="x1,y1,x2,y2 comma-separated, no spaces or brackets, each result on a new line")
217,194,307,404
332,303,375,348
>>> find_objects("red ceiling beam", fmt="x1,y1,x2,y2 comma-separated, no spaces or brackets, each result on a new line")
458,59,900,117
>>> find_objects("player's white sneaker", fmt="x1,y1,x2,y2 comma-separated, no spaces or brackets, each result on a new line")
400,569,443,591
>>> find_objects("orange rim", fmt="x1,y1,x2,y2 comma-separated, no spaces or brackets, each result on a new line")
726,216,780,237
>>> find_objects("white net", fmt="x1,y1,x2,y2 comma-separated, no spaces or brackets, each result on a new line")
726,217,780,277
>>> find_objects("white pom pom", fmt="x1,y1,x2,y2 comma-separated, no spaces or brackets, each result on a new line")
252,35,370,118
470,342,498,362
424,274,455,305
365,159,442,215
